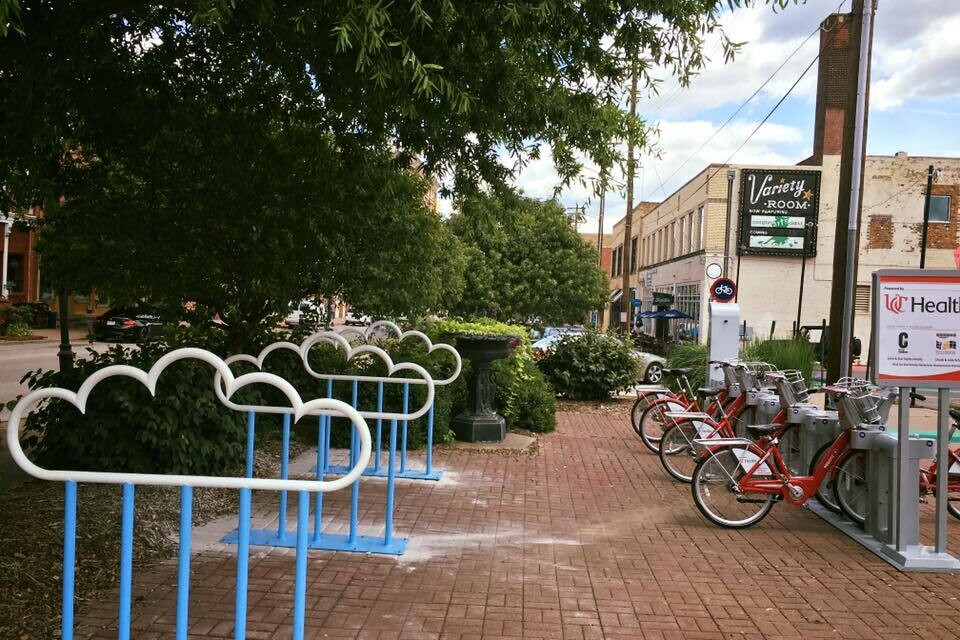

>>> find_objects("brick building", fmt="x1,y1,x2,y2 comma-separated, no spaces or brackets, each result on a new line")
606,10,960,351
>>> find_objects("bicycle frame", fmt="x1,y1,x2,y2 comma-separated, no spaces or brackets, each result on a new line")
732,424,851,505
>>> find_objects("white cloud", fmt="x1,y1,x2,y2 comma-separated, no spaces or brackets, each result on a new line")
501,1,960,235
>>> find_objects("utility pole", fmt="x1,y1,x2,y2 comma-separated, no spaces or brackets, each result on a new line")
827,0,874,382
620,61,638,335
596,177,607,328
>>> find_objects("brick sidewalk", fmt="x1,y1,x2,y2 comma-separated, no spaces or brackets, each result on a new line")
74,408,960,640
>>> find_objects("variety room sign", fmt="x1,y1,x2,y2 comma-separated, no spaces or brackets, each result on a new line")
737,169,821,256
873,269,960,388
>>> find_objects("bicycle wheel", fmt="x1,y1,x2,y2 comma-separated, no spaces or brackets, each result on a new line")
691,447,776,528
834,450,867,525
638,398,687,454
658,420,702,483
942,454,960,520
809,442,841,514
631,392,664,442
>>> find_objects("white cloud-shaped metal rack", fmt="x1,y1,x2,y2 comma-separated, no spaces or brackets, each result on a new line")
5,347,371,493
306,321,462,386
215,333,436,421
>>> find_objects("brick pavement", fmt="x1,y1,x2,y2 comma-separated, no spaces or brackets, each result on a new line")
73,407,960,639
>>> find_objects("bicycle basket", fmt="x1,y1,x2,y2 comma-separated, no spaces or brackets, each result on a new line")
770,369,808,407
835,388,882,427
735,362,775,391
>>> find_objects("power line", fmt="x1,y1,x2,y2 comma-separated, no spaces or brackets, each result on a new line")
650,1,846,198
653,10,849,219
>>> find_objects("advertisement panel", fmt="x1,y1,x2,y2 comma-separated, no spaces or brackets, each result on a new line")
737,168,821,256
872,269,960,388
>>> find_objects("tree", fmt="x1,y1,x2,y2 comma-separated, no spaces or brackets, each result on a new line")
30,15,465,351
447,191,608,324
0,1,793,211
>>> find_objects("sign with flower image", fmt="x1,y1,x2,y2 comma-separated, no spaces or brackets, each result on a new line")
737,169,821,256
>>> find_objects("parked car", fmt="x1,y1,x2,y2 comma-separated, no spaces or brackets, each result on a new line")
531,327,586,358
93,305,164,342
284,299,321,328
344,309,371,326
631,350,666,384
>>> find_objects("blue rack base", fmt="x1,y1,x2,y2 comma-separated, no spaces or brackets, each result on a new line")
318,463,442,481
222,528,409,555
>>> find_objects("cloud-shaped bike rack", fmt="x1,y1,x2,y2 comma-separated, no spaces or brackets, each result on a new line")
216,332,438,421
5,348,371,493
308,322,461,387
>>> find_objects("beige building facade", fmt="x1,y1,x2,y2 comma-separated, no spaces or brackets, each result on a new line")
607,153,960,351
605,10,960,355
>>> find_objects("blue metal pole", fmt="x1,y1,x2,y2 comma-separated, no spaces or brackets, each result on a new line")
348,380,360,545
278,413,291,540
62,481,77,640
323,379,333,473
425,404,435,476
118,483,135,640
234,488,251,639
313,417,327,543
400,383,409,473
292,491,309,640
175,486,193,640
374,381,383,473
385,419,397,547
244,411,256,479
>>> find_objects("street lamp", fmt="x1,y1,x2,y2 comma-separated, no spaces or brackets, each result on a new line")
920,164,942,269
794,221,815,337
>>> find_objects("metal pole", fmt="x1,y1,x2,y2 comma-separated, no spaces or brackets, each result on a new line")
794,223,812,338
920,164,934,269
734,245,743,302
57,288,74,371
723,169,735,276
839,0,874,378
936,388,950,554
597,186,607,328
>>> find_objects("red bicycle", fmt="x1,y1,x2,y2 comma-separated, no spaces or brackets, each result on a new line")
635,361,744,453
690,379,887,528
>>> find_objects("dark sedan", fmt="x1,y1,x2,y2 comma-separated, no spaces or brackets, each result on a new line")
93,306,164,342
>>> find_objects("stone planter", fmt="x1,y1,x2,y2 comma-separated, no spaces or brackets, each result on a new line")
451,334,518,442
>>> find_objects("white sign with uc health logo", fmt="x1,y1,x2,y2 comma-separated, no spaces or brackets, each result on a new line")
873,269,960,388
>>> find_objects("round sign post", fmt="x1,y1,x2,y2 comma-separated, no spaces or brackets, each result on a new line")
710,277,737,303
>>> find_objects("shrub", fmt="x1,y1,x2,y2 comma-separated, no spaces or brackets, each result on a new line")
538,331,638,400
740,338,816,384
0,304,34,337
665,342,709,391
15,338,249,475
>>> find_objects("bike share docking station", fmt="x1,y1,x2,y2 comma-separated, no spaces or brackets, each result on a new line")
808,269,960,572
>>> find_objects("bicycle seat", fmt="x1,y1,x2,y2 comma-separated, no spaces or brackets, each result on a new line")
951,408,960,423
745,423,780,437
662,368,691,377
697,387,723,397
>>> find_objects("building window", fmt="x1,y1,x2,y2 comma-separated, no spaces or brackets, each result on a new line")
678,218,685,255
698,205,705,250
688,212,694,252
675,283,701,340
6,253,24,293
669,222,676,258
929,195,952,223
630,236,638,273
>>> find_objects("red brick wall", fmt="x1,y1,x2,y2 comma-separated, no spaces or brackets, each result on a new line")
867,215,893,249
811,13,853,163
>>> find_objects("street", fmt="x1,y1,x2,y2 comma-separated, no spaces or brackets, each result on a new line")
0,332,110,420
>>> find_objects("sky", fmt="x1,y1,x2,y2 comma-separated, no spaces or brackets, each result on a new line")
477,0,960,235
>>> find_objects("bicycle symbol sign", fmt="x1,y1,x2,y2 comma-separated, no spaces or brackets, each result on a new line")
710,277,737,302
